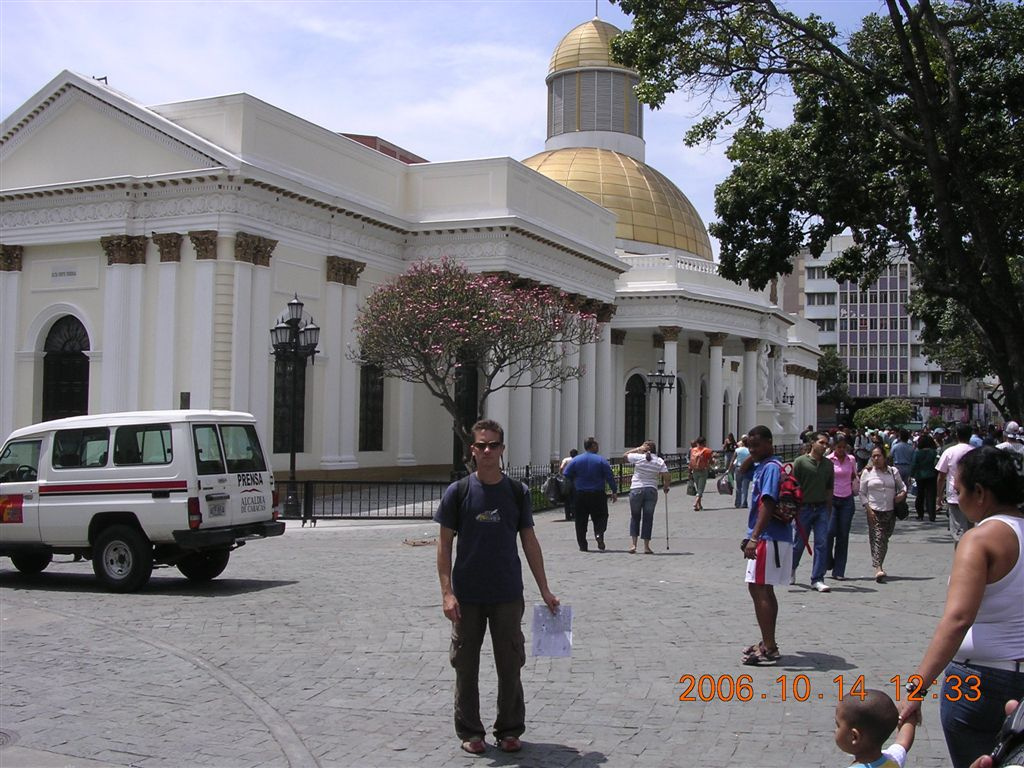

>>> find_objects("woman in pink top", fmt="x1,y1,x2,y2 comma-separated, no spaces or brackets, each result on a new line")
826,434,859,580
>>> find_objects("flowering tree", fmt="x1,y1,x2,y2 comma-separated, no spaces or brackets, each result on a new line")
353,258,603,464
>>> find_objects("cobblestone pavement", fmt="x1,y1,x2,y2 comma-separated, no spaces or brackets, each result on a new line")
1,486,962,767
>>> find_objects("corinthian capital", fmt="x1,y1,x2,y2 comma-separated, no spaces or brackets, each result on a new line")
189,230,219,260
659,325,682,342
152,233,183,263
327,256,366,286
235,232,277,266
101,235,147,265
0,244,24,271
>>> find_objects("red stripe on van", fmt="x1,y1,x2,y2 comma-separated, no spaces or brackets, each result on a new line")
39,480,188,495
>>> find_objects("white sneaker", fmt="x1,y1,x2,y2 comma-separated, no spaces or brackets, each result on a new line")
813,581,831,593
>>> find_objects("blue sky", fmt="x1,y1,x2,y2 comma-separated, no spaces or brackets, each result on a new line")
1,0,886,254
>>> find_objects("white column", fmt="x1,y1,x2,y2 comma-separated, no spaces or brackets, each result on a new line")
594,323,614,445
559,345,580,453
0,251,22,437
741,337,759,435
99,236,146,413
150,235,182,410
530,385,552,466
707,333,726,446
250,262,273,432
486,384,511,438
320,278,344,468
578,340,596,440
660,327,680,453
509,379,532,468
611,329,625,452
230,261,254,410
550,381,563,461
188,233,218,410
336,262,364,468
396,379,416,465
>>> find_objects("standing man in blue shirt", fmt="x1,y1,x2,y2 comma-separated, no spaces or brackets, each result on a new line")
741,425,793,666
564,436,618,551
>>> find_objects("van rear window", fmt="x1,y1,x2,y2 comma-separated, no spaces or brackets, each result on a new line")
220,424,267,473
114,425,172,465
53,428,110,469
193,425,225,475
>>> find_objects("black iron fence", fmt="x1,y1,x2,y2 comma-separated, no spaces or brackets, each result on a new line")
280,444,805,521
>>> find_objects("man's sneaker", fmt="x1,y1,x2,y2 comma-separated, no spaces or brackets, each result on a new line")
596,535,606,551
813,581,831,593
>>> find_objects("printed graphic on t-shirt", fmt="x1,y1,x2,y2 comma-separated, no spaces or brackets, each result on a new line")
475,508,501,523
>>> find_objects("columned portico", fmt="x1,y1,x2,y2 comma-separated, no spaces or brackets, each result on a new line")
659,326,680,453
706,332,727,445
741,337,759,433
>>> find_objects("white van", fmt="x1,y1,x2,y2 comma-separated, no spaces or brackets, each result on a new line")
0,410,284,591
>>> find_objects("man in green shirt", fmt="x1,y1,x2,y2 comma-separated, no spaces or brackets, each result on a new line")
791,433,835,592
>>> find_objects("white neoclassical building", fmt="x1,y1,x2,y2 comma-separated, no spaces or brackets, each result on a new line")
0,17,819,477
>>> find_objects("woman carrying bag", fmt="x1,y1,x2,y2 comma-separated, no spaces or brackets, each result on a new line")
859,446,908,582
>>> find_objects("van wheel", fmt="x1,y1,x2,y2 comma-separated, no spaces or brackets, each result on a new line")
177,550,230,582
93,525,153,592
10,551,52,574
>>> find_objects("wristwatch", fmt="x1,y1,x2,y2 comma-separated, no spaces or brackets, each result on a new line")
906,680,928,697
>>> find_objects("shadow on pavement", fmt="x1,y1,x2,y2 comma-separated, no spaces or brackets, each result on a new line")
778,650,859,673
0,570,296,596
477,741,608,767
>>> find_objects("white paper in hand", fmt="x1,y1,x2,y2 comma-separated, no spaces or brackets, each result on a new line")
531,603,573,657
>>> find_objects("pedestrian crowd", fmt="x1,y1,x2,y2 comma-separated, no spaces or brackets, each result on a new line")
432,416,1023,766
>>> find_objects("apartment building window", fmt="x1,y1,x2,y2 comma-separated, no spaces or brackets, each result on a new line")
806,292,836,306
813,318,836,332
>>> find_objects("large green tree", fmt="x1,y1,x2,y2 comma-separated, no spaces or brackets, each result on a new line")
612,0,1024,418
816,347,850,404
353,258,601,467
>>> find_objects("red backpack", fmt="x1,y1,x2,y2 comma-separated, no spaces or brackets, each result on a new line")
771,461,803,524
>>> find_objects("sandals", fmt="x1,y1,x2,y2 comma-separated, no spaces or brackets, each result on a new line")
875,570,887,583
741,641,780,666
498,736,522,753
460,738,486,755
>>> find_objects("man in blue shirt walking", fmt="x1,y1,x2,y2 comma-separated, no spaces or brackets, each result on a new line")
565,437,618,551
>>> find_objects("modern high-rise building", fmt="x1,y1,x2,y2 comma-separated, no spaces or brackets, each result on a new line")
784,234,989,425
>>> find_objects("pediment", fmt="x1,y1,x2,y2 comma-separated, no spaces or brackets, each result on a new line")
1,73,236,190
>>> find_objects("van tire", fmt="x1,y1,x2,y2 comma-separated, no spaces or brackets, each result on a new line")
10,551,52,574
93,525,153,592
177,550,230,582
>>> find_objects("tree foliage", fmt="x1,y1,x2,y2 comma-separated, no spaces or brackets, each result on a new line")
816,347,850,404
853,398,916,429
612,0,1024,419
353,258,602,462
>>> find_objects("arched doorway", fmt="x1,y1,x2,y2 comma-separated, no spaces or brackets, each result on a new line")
42,315,90,421
624,374,647,448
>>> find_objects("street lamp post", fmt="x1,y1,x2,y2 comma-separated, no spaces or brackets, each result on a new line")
270,295,319,519
645,359,675,452
836,400,849,426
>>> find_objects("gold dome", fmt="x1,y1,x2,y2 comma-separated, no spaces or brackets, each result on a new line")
522,147,713,260
549,18,634,76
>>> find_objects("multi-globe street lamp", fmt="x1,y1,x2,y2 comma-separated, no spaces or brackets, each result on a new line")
269,295,319,518
645,359,675,453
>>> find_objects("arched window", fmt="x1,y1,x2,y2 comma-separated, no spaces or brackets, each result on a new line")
359,364,385,452
624,374,647,448
42,315,90,421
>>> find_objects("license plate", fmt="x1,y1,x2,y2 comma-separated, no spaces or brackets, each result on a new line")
209,502,226,517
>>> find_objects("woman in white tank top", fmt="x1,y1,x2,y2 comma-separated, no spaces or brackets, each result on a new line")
898,447,1024,768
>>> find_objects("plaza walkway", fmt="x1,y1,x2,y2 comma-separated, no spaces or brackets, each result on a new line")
1,486,960,767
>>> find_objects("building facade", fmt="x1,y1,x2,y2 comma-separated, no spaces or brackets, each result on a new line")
784,234,987,425
0,18,819,477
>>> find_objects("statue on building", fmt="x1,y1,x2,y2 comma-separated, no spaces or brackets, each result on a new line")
773,349,787,406
758,345,770,403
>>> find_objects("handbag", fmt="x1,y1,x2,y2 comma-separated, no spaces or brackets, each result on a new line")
890,466,909,519
716,474,734,495
687,475,697,495
894,498,910,520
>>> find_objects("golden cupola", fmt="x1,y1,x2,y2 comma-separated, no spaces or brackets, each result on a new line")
523,18,713,261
